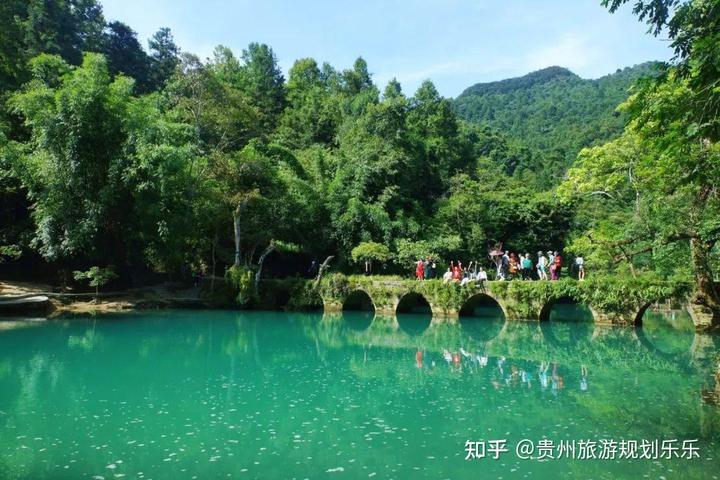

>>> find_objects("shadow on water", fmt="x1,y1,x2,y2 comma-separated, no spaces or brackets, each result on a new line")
396,293,432,336
541,300,594,347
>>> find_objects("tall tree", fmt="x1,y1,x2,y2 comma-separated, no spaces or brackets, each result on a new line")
101,21,151,92
8,53,134,263
7,52,202,271
148,27,180,90
239,43,285,135
275,58,340,149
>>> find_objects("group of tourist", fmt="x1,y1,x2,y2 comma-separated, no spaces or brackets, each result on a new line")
414,251,585,283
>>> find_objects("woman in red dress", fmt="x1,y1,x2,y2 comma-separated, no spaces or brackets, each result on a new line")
415,259,424,280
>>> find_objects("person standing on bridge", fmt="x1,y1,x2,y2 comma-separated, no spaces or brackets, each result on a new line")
548,251,556,280
451,261,462,281
537,252,548,280
476,267,488,285
509,253,519,280
415,258,424,280
575,255,585,280
554,251,562,280
522,253,533,280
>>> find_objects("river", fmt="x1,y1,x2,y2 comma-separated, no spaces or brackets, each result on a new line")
0,307,718,479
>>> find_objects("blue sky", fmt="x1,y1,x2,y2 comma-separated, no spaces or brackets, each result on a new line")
99,0,672,98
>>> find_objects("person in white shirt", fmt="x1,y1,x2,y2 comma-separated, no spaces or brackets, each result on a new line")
575,255,585,280
477,267,488,284
536,251,548,280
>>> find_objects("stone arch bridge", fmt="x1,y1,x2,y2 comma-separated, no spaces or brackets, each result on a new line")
289,275,715,331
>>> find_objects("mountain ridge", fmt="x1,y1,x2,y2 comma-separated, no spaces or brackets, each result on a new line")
452,61,662,186
458,66,580,97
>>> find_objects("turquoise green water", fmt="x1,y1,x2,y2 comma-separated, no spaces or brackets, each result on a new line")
0,308,719,479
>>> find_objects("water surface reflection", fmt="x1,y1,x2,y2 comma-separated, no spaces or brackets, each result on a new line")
0,308,718,480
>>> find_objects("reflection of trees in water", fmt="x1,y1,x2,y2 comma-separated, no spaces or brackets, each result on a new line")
16,352,64,413
67,319,102,351
309,313,702,375
222,317,250,356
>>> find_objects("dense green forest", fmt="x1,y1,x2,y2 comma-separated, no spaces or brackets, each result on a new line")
453,63,661,186
0,0,718,320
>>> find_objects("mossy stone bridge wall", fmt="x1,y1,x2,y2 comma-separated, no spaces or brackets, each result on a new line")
260,274,714,331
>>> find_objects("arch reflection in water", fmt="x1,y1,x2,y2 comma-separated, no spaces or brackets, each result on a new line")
396,292,432,335
341,311,374,331
636,308,695,359
458,293,505,342
540,297,594,347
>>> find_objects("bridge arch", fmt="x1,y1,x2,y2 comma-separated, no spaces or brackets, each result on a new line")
342,289,376,313
459,293,506,343
395,292,433,335
459,293,507,320
633,302,655,327
634,298,689,327
539,296,598,323
396,291,432,315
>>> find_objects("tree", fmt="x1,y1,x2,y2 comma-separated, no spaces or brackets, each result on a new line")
73,266,117,296
19,0,105,66
275,58,340,148
394,239,436,272
9,53,133,263
101,21,151,92
593,0,720,323
166,50,261,153
239,43,285,135
0,0,106,132
8,52,205,274
601,0,720,142
351,241,391,274
148,27,179,90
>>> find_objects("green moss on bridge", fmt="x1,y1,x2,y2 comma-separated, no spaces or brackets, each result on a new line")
217,273,697,328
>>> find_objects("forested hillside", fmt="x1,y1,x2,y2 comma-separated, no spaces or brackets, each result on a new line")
0,0,717,320
0,0,575,285
453,63,660,185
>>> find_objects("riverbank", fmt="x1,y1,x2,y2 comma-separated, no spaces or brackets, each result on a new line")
0,280,208,317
